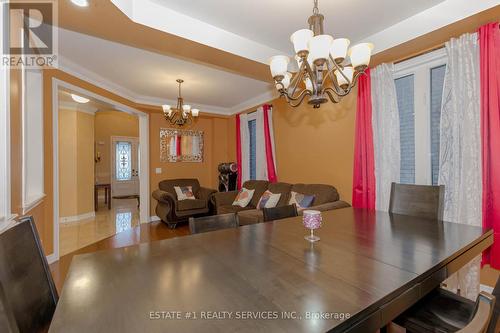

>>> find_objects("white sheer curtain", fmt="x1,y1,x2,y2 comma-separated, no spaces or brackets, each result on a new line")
439,33,482,300
371,63,400,211
239,113,250,184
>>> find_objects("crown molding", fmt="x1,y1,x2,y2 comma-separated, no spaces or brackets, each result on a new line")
361,0,499,54
57,55,275,116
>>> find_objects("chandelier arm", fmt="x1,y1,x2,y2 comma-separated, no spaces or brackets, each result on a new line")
321,59,337,87
288,90,311,107
324,88,342,103
303,60,316,93
289,64,306,97
282,88,311,103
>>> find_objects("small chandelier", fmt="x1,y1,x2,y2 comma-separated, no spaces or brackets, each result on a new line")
269,0,373,108
162,79,200,126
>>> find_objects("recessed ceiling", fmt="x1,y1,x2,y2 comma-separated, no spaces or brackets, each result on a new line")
58,28,275,114
58,88,118,112
153,0,446,54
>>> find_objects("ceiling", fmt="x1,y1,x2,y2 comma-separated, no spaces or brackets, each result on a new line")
58,28,274,114
58,88,118,113
153,0,446,54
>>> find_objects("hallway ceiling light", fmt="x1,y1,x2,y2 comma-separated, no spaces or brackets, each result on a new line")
270,0,373,108
162,79,200,127
71,94,90,104
71,0,89,7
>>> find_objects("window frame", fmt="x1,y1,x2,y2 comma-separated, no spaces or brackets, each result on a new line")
247,112,257,180
393,48,447,185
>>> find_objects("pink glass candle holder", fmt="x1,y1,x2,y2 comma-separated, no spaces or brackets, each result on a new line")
302,210,322,242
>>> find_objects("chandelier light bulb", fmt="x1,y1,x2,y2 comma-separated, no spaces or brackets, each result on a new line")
308,35,333,64
348,43,374,69
281,73,292,89
290,29,314,55
304,77,313,92
330,38,350,62
269,55,290,78
182,104,191,112
191,108,200,117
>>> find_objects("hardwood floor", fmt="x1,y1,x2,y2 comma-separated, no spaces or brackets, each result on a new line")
50,220,190,293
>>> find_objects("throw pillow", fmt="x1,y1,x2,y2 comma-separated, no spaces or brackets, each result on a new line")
174,186,195,200
257,190,282,209
289,191,315,210
232,188,255,207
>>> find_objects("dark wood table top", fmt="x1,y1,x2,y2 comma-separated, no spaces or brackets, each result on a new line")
49,208,492,333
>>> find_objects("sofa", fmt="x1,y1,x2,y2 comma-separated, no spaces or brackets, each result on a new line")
211,180,350,225
152,178,217,228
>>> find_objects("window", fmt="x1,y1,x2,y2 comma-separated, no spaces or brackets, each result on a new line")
22,68,45,213
395,75,416,184
116,141,132,181
248,119,257,180
394,49,447,185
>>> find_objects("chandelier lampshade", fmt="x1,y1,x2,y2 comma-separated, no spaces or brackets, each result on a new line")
269,0,373,108
162,79,199,126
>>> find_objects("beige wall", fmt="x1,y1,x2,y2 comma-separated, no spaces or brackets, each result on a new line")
149,113,232,215
58,108,95,218
94,110,139,184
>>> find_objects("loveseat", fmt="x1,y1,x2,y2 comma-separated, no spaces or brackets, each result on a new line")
152,178,217,228
211,180,350,225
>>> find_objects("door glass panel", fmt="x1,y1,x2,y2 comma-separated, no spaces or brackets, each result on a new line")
116,141,132,181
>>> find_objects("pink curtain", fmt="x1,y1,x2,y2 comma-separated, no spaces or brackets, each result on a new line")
352,69,376,209
236,114,242,189
479,22,500,269
262,104,277,183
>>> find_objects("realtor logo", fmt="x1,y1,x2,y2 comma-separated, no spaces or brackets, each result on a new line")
2,0,58,68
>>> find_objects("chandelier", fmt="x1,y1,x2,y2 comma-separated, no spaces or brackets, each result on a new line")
269,0,373,108
162,79,200,126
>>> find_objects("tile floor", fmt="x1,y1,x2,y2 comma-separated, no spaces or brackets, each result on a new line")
59,198,140,256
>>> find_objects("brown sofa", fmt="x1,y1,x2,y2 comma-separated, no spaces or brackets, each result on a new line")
152,179,216,228
212,180,350,225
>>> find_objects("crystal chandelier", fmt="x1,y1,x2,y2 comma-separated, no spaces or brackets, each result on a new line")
269,0,373,108
162,79,200,126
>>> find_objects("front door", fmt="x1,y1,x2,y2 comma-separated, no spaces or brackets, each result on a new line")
111,136,139,197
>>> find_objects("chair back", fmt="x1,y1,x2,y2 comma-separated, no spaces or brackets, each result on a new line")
389,182,445,220
0,216,58,333
158,178,201,198
263,204,298,222
189,213,239,234
486,277,500,333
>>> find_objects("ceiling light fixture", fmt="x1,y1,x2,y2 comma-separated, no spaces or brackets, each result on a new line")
270,0,373,108
71,94,90,104
162,79,200,127
70,0,89,7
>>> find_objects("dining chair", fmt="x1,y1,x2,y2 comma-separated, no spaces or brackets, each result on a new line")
262,204,298,222
0,216,58,333
388,182,445,220
189,213,239,234
393,277,498,333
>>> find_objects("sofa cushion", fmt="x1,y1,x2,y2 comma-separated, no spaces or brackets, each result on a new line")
291,184,339,205
256,190,281,209
289,191,315,210
268,182,293,206
232,188,255,207
218,205,254,215
159,179,201,197
237,209,264,226
174,186,195,200
177,199,206,211
241,180,269,207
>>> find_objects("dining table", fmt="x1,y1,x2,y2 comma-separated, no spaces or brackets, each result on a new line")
49,207,493,333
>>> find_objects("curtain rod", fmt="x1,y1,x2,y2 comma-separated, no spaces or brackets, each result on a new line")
246,104,273,115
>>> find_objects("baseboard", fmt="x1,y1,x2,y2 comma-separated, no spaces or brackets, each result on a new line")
149,215,161,222
59,211,96,224
46,253,58,264
480,283,494,294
